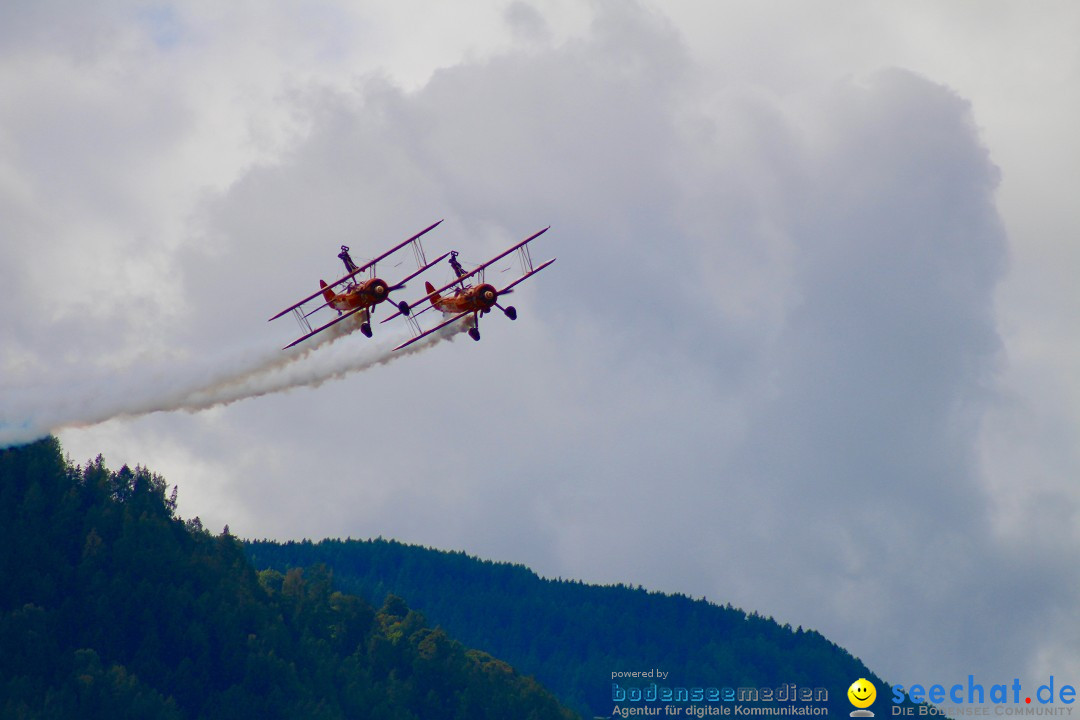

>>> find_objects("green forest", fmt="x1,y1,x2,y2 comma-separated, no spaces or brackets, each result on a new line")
0,437,576,719
246,538,919,718
1,435,922,719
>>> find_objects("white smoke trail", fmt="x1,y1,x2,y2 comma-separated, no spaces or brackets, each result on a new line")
0,315,465,448
166,312,365,407
175,321,463,412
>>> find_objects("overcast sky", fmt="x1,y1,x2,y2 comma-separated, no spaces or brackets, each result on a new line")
3,0,1079,694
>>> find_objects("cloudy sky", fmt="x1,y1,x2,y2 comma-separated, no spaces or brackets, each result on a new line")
3,0,1078,694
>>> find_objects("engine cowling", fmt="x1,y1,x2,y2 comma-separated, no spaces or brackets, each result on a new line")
475,283,498,311
369,278,389,298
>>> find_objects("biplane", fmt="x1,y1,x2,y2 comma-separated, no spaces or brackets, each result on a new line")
269,220,450,349
381,226,555,351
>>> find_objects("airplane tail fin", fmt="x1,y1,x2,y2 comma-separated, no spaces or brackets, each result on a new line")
425,281,442,308
320,280,335,305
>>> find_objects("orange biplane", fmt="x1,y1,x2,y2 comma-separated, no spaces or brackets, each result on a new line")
269,220,449,349
382,227,555,351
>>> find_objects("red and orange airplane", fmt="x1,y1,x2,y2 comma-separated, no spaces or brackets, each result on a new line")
269,220,449,349
382,226,555,350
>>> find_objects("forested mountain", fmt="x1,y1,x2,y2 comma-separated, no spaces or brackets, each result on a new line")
247,537,917,718
0,437,577,720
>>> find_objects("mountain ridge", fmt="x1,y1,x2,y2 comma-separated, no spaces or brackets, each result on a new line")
246,536,919,718
1,435,920,719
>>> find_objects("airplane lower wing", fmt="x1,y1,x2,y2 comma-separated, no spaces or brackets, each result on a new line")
392,310,473,352
283,304,368,349
498,257,556,294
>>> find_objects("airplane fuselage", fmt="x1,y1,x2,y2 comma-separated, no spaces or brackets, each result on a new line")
428,282,500,315
323,277,389,313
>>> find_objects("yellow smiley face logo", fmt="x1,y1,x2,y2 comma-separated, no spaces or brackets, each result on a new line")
848,679,876,708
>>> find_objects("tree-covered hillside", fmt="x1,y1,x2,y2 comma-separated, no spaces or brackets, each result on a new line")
247,537,916,718
0,437,577,720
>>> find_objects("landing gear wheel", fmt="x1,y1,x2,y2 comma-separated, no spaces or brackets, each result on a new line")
361,322,373,338
505,306,517,320
468,327,481,341
398,300,410,316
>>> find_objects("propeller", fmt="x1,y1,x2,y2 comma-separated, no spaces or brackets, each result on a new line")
386,281,410,316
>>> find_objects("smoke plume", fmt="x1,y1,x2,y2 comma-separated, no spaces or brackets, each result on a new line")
0,317,463,448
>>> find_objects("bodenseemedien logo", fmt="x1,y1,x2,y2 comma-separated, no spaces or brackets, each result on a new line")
849,679,877,717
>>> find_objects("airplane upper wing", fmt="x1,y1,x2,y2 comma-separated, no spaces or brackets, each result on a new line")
282,304,369,349
269,219,444,322
380,226,552,325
